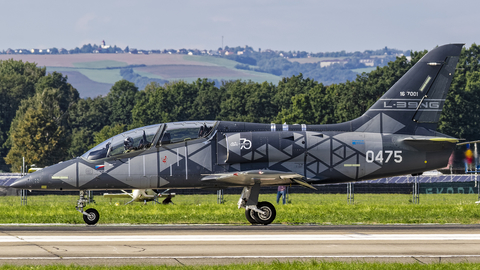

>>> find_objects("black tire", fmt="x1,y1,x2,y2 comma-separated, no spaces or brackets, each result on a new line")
83,208,100,225
252,201,276,225
245,209,258,224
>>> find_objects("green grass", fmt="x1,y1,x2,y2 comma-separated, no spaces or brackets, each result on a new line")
1,193,480,225
2,261,480,269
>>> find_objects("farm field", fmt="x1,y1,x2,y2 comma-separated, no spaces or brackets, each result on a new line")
1,193,479,225
0,54,281,97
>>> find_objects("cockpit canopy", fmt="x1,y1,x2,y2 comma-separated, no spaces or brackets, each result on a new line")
82,121,217,161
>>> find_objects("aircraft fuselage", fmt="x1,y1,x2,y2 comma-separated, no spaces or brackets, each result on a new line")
15,122,454,191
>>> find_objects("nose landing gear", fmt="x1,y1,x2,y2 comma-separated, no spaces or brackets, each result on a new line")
76,190,100,225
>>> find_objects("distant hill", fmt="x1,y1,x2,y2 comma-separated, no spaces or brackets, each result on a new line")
0,54,281,97
0,47,405,97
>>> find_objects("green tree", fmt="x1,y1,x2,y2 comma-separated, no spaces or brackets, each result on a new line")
0,60,45,167
132,81,199,125
439,44,480,140
219,80,277,123
273,74,316,114
190,79,224,120
5,71,79,170
276,83,335,125
35,71,79,113
69,127,96,158
106,80,139,126
5,89,71,171
132,82,172,126
68,96,111,157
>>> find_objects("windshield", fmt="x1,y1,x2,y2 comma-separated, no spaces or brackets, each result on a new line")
82,124,163,161
158,121,217,145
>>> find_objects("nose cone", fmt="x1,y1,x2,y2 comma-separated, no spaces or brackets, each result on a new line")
9,159,78,190
10,175,31,189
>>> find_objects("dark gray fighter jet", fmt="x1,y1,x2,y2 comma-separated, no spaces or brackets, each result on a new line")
10,44,463,225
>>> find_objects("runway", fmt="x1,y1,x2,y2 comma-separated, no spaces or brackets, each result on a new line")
1,224,480,265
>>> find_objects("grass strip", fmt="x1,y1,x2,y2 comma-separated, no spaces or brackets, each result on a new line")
0,193,479,224
2,261,480,269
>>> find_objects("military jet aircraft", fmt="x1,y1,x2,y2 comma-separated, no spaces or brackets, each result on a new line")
10,43,463,225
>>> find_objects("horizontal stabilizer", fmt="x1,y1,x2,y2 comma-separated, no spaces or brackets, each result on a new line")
401,137,459,143
400,136,458,152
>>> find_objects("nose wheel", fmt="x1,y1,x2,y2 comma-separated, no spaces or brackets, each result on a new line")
76,190,100,225
83,208,100,225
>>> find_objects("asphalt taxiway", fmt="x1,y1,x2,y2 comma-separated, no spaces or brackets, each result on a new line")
1,224,480,266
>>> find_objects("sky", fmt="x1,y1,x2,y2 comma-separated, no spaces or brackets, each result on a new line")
1,0,479,54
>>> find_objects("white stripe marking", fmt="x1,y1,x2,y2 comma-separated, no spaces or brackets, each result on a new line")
2,234,480,243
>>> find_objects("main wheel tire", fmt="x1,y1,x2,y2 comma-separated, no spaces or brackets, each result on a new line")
245,209,258,224
252,201,276,225
83,208,100,225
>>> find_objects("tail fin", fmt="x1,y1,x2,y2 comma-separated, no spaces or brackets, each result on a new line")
353,43,463,135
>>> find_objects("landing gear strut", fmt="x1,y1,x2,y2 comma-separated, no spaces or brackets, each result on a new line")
76,190,100,225
238,184,276,225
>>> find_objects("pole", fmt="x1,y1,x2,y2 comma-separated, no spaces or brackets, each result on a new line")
412,175,419,204
285,186,289,204
217,189,224,204
476,143,478,190
21,157,27,206
347,182,354,204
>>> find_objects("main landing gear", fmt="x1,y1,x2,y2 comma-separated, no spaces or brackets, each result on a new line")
238,184,276,225
76,190,100,225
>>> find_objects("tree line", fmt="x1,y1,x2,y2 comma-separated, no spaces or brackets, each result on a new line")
2,44,480,172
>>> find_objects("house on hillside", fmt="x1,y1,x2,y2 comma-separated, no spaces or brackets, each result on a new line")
320,59,349,68
359,59,374,67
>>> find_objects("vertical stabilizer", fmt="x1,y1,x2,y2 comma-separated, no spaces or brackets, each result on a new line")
352,43,463,135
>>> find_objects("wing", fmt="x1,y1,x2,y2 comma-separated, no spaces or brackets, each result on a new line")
201,169,316,189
